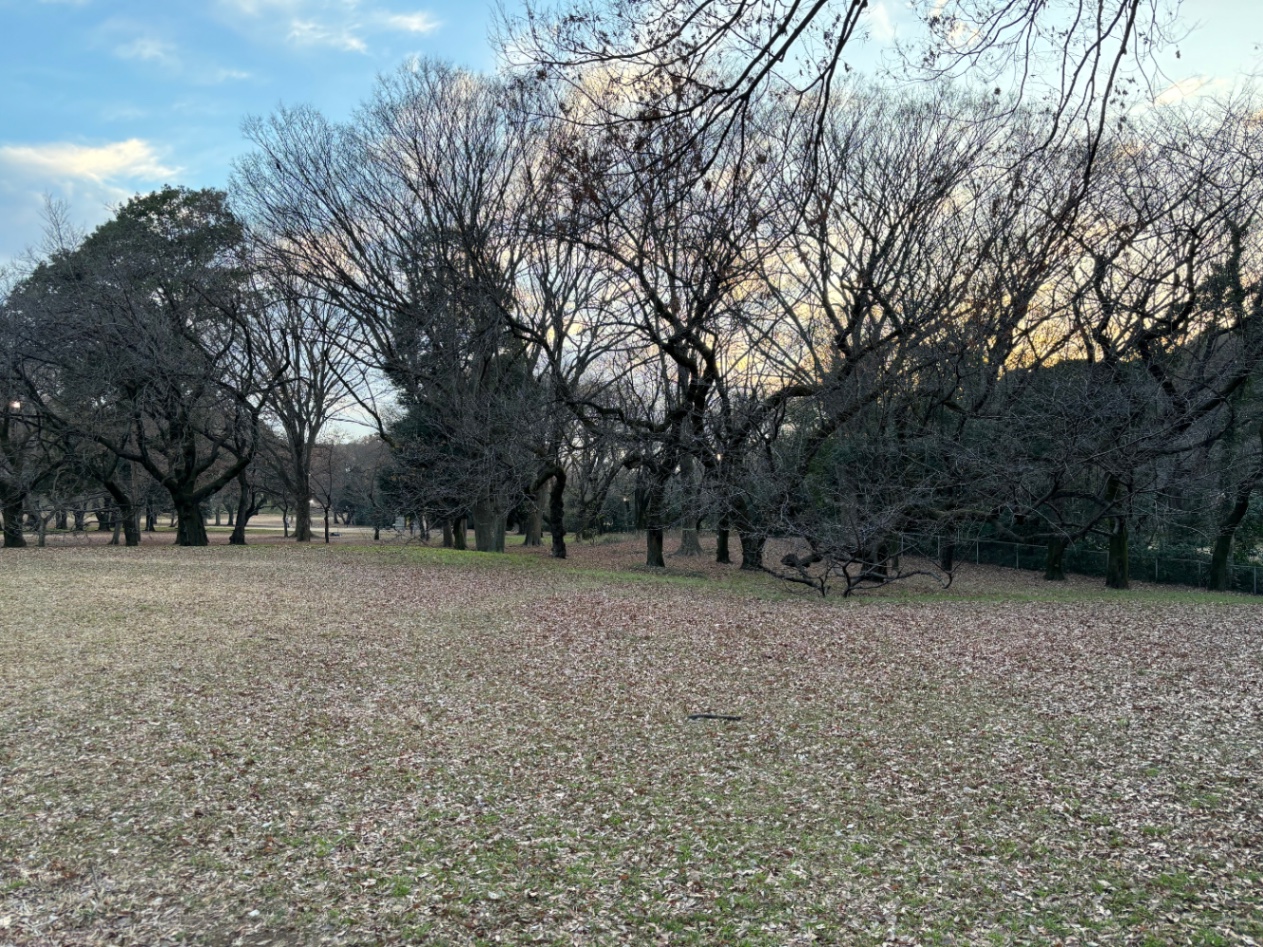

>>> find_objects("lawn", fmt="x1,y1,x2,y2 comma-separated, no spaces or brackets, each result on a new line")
0,537,1260,945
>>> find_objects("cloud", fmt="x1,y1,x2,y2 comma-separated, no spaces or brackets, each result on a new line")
288,18,368,53
867,1,896,43
214,1,442,53
384,11,440,34
1153,76,1230,106
218,0,303,14
209,67,253,83
113,36,180,66
0,139,177,185
0,140,182,261
103,23,251,84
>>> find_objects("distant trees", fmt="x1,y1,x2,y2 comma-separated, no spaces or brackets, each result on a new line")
236,61,577,555
252,273,355,543
5,188,276,546
7,0,1263,595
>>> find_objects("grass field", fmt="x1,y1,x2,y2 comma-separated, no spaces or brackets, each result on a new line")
1,536,1260,946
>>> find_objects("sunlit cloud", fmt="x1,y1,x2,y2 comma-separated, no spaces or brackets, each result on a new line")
0,139,177,184
0,140,181,261
384,12,440,35
213,1,442,53
288,18,368,53
1153,76,1231,106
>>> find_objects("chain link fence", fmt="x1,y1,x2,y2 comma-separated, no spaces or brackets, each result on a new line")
904,534,1262,595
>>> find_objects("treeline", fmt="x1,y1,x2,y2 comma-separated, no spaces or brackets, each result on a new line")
3,11,1263,593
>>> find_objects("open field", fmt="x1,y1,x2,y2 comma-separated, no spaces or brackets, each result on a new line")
1,538,1261,946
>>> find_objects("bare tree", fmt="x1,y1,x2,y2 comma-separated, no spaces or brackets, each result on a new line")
506,0,1180,194
250,268,355,542
237,61,558,553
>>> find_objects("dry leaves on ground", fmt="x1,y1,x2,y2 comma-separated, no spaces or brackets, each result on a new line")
0,537,1260,945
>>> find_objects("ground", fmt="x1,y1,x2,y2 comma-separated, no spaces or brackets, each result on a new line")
0,534,1260,946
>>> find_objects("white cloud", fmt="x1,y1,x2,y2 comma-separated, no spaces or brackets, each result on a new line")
215,1,442,53
218,0,303,14
114,36,180,66
0,139,177,185
384,11,439,34
209,67,253,82
288,18,367,52
867,1,896,44
0,141,183,261
1153,76,1230,106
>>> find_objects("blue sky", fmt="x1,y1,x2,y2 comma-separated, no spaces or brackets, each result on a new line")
1,0,1260,264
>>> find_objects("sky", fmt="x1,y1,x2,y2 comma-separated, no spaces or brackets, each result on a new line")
1,0,1261,266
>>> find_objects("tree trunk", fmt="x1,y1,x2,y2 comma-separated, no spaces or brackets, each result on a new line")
227,508,235,527
229,471,252,545
1104,477,1129,590
55,509,67,530
646,527,665,568
634,484,648,530
549,468,567,560
145,502,156,532
939,537,956,573
675,520,703,556
523,483,545,547
472,498,506,553
74,506,86,531
214,506,222,527
1209,534,1234,592
739,530,764,571
442,518,454,548
2,498,27,548
121,507,141,547
324,506,331,544
716,527,731,564
1209,488,1254,591
453,516,467,550
1105,519,1129,589
1043,536,1068,581
173,495,209,547
294,470,313,542
870,542,891,578
673,454,702,556
102,476,141,548
644,479,665,567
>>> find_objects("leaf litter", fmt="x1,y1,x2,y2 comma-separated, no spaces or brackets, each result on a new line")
0,537,1260,945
